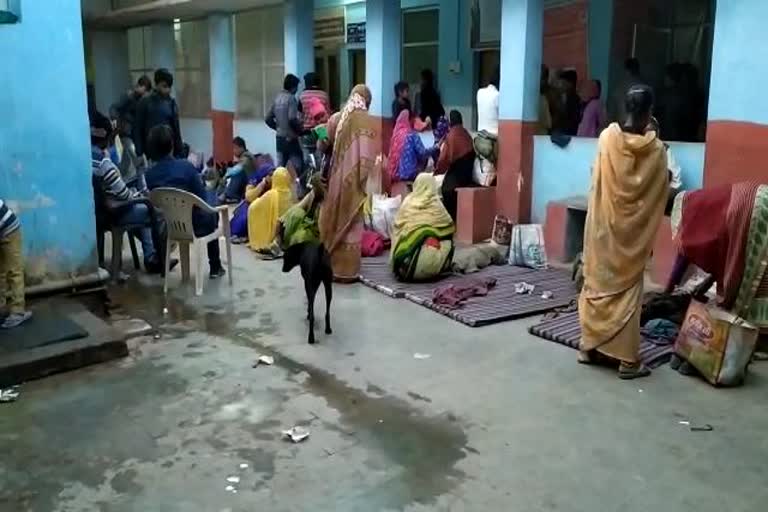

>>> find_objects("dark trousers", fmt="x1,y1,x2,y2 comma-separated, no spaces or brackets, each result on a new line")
441,153,477,222
276,135,304,179
194,211,222,271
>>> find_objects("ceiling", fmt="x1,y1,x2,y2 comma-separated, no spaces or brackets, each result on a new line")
84,0,283,28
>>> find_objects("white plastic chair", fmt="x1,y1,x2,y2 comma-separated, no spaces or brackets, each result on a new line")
149,188,233,296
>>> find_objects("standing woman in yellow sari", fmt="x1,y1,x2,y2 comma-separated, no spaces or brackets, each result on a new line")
578,85,669,379
319,85,377,282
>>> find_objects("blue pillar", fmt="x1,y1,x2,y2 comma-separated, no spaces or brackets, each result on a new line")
208,14,236,162
149,22,175,74
366,0,401,121
496,0,543,222
499,0,543,123
365,0,401,153
284,0,314,80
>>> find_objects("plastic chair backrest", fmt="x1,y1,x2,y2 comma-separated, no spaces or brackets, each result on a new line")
150,187,212,241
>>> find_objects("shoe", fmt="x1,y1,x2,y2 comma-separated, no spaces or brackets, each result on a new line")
231,236,248,245
210,267,227,280
146,258,179,276
2,311,32,329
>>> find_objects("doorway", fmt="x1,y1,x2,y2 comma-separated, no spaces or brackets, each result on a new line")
315,48,342,110
350,49,366,90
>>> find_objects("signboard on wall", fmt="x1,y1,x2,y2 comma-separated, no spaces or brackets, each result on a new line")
347,22,366,44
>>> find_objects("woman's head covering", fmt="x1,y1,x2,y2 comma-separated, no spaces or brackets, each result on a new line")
584,79,602,100
388,109,412,179
392,173,454,243
433,116,450,142
250,161,277,186
335,84,371,141
271,166,293,191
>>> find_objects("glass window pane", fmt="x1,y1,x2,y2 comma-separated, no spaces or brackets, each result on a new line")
403,10,438,44
128,27,145,70
403,45,438,90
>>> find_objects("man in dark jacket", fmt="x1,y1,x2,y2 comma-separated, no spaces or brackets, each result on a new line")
110,75,152,187
145,125,226,280
135,68,183,159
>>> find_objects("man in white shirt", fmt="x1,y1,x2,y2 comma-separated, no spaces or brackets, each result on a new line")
476,69,500,135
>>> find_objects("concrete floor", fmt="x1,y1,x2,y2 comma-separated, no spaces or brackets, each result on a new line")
1,245,767,512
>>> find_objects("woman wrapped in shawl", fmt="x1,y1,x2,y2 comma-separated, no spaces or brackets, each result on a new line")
666,182,768,330
230,158,276,241
247,167,295,252
390,174,455,282
319,85,377,282
435,110,475,221
578,85,668,380
388,110,438,184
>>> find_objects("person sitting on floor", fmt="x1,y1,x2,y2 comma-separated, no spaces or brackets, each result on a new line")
0,198,32,329
665,182,768,331
247,166,295,254
145,125,227,279
221,136,256,204
388,110,437,186
90,112,164,275
435,110,476,222
390,174,455,282
229,157,276,243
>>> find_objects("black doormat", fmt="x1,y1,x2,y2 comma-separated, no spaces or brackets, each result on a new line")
0,309,89,355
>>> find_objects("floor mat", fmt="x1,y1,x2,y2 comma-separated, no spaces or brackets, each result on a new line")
359,256,410,297
0,308,89,355
528,311,674,368
403,266,577,326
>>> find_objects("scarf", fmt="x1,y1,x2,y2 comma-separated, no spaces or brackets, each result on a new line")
388,109,412,180
436,125,474,174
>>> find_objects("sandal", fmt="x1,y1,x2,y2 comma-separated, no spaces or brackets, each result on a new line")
618,362,651,380
577,351,594,365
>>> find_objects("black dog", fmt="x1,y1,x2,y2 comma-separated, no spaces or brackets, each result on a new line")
282,242,333,344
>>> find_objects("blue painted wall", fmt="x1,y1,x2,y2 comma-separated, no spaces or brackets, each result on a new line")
708,0,768,124
0,0,97,283
208,14,236,112
531,135,706,223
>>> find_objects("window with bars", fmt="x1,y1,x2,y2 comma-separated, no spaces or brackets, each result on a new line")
235,7,285,119
127,26,153,85
174,19,211,118
402,8,439,93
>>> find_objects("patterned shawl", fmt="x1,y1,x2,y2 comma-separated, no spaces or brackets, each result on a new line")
319,85,377,252
388,110,411,180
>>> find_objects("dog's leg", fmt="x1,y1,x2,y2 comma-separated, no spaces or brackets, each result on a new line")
306,281,317,344
324,275,333,335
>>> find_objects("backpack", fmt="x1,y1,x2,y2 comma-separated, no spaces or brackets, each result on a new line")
305,96,329,127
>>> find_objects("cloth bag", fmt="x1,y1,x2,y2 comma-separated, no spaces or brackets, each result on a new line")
508,224,548,269
472,158,497,187
370,194,402,240
674,301,758,386
491,215,513,246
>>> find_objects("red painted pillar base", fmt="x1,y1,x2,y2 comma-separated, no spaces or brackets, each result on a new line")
369,115,395,157
495,120,537,223
704,120,768,187
211,110,234,163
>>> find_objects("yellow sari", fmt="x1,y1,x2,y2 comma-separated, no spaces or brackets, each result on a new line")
248,167,295,251
579,123,668,364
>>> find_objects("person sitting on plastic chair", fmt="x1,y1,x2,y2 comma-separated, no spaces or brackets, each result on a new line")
145,125,226,280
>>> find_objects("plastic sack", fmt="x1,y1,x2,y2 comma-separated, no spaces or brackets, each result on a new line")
491,215,513,246
473,158,497,187
674,301,758,386
371,194,402,240
509,224,547,269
